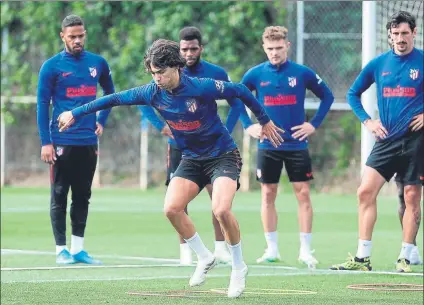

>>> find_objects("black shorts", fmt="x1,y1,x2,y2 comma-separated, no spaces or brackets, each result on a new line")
172,149,242,190
366,130,423,185
256,149,313,183
165,144,183,186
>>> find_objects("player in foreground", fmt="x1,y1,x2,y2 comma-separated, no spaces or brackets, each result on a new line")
57,39,284,297
138,26,258,265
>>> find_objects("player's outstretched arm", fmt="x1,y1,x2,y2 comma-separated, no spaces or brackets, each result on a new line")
260,121,285,148
58,85,152,132
201,79,284,146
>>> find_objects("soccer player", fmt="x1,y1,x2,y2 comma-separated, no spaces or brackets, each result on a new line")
331,11,423,272
57,39,284,298
37,15,115,264
138,26,258,265
240,26,334,268
386,20,423,266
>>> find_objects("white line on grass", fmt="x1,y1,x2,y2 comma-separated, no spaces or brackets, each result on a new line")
0,271,353,284
1,264,422,277
250,265,424,276
1,264,182,271
2,248,422,277
2,270,424,284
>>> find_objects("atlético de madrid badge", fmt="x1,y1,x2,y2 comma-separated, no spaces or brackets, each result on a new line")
186,99,198,113
89,67,97,78
56,146,64,157
410,69,419,80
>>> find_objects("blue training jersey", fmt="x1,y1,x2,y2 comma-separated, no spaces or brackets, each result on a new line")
242,60,334,151
72,75,270,159
347,48,423,141
138,60,253,147
37,49,115,146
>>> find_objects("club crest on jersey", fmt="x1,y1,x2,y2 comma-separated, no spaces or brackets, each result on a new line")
56,146,64,157
186,99,198,113
215,80,225,93
288,77,297,87
89,67,97,78
410,69,419,80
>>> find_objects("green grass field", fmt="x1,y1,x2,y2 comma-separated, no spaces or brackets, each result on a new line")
1,187,423,305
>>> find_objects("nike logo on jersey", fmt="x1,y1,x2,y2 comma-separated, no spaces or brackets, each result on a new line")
381,72,391,76
260,81,271,87
62,72,73,77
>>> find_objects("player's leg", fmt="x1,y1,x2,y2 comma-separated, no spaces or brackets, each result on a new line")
166,145,193,265
256,150,283,263
165,159,216,286
397,183,422,271
209,149,247,298
396,179,422,265
331,140,397,271
396,180,407,233
285,149,317,268
50,145,73,264
205,183,232,264
69,145,100,264
396,131,423,271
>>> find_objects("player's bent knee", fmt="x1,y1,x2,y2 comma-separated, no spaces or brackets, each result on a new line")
357,186,377,203
163,205,183,219
212,206,231,221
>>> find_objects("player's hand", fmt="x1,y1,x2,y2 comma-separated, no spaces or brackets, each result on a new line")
291,122,316,141
246,124,262,139
161,125,174,139
364,119,388,139
57,111,75,132
260,120,285,147
40,144,56,165
95,122,104,137
409,113,423,131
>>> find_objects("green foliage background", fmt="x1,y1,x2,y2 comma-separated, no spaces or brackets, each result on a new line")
1,1,363,187
1,1,286,94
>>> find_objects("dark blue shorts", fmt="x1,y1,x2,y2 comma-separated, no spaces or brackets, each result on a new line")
172,149,242,190
256,149,313,183
366,130,423,185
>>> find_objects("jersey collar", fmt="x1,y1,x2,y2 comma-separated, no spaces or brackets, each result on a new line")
390,47,417,61
61,48,86,59
266,60,290,72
